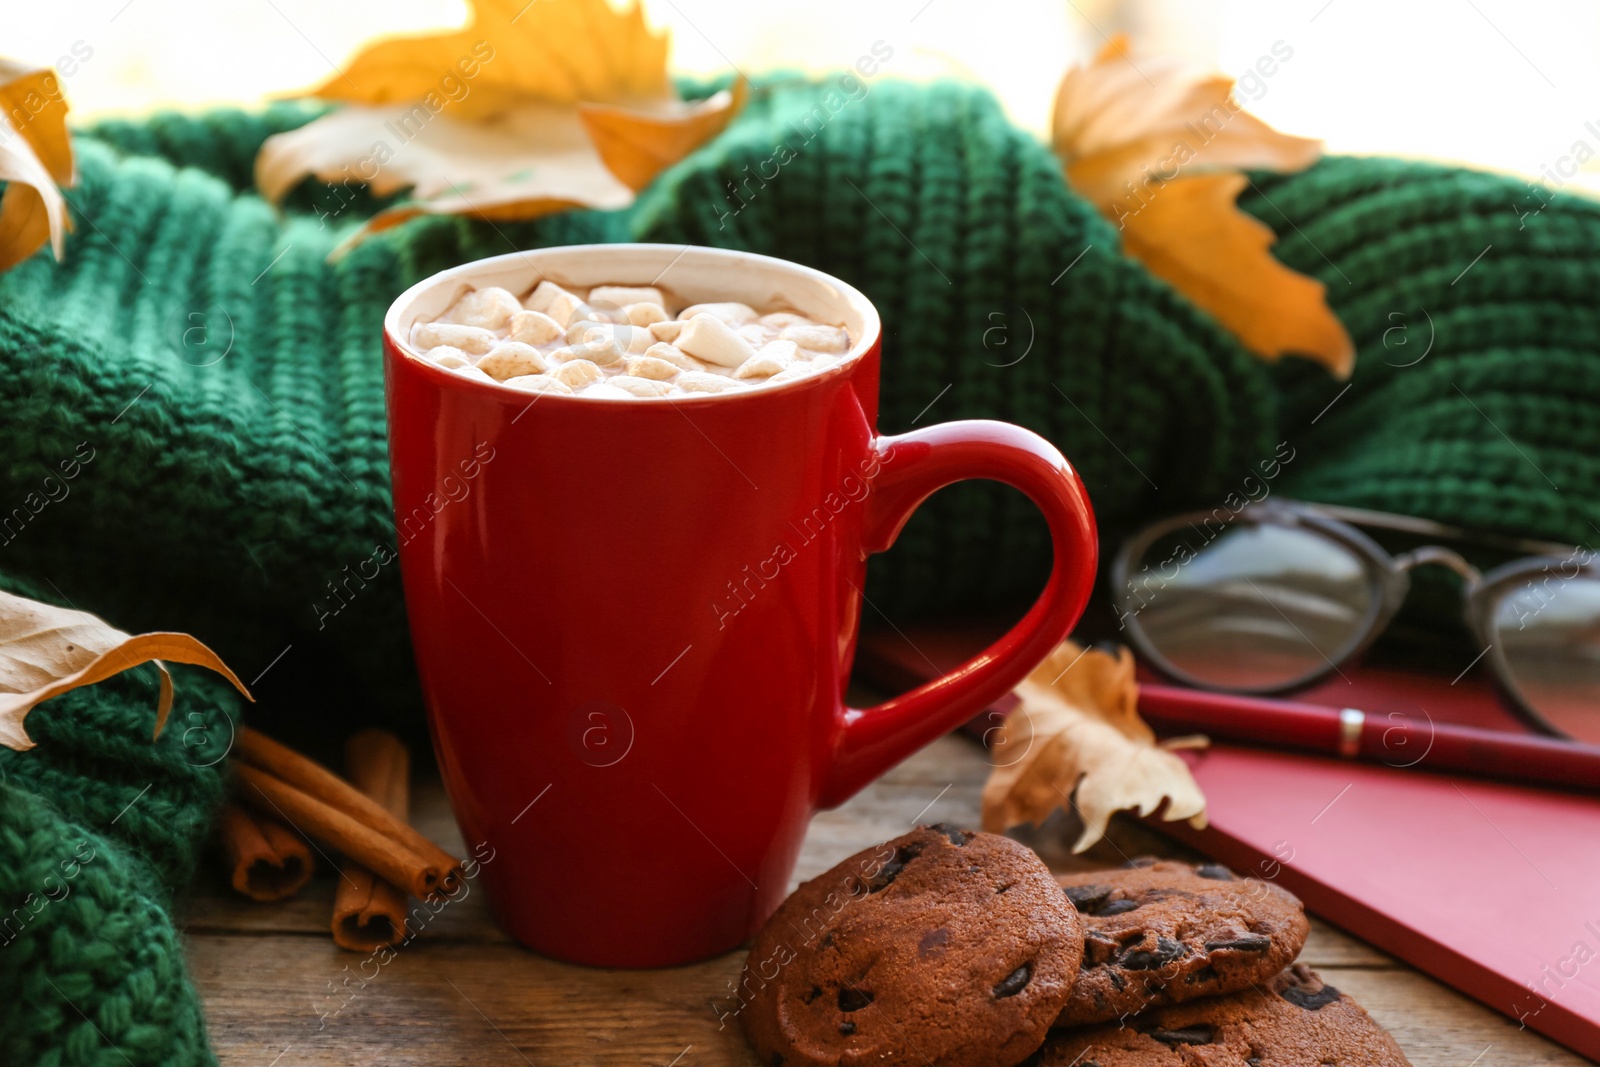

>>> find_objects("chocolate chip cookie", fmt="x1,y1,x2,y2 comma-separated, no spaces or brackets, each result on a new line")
1031,965,1411,1065
1055,858,1308,1026
738,825,1085,1067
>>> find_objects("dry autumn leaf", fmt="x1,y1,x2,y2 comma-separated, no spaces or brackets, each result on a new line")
0,589,252,751
302,0,669,119
255,0,747,252
1053,37,1353,377
981,641,1207,852
0,59,75,273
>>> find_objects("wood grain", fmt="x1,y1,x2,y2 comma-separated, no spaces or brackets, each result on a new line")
185,734,1587,1066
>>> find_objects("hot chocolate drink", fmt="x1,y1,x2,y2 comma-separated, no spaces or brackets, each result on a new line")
408,279,853,398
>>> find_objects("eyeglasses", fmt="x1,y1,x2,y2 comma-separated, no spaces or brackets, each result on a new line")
1111,500,1600,743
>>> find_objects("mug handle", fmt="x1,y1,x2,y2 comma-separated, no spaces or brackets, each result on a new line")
817,420,1098,809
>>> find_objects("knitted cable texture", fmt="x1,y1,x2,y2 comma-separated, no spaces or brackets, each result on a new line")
0,577,234,1067
1240,157,1600,544
1,78,1596,1066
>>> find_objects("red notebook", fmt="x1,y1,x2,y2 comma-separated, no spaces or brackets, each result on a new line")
855,628,1600,1062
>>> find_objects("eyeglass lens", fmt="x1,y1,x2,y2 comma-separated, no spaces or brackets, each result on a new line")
1492,576,1600,744
1128,523,1376,690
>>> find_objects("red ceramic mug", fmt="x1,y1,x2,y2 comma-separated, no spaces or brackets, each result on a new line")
383,245,1097,967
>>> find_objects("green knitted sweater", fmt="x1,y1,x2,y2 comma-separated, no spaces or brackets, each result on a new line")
2,78,1597,1065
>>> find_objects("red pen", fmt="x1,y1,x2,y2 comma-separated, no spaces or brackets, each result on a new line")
1137,683,1600,795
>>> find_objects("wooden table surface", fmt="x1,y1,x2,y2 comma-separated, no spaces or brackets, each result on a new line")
184,733,1588,1066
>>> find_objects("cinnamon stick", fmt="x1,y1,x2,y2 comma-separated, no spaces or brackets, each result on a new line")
216,803,314,901
332,729,411,952
235,726,462,892
233,762,441,901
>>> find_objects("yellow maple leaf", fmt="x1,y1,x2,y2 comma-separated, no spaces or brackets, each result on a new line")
981,641,1207,852
255,0,746,252
1053,37,1353,377
305,0,670,118
0,59,76,273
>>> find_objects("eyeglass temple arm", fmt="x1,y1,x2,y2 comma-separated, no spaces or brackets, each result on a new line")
1310,503,1577,559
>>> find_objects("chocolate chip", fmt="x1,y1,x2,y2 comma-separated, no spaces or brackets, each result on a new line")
929,823,970,846
1186,964,1219,985
838,987,874,1013
867,843,923,893
993,962,1033,999
1205,934,1272,954
1280,983,1341,1011
918,928,950,958
1196,863,1235,880
802,985,823,1004
1095,899,1141,917
1123,856,1159,869
1062,884,1113,913
768,1054,785,1067
1083,932,1119,966
1120,937,1186,970
819,932,834,950
838,1021,856,1036
1139,1025,1215,1047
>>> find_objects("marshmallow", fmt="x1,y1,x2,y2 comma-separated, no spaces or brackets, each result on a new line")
441,286,521,330
566,320,652,354
414,322,496,355
734,340,798,379
643,342,705,372
524,280,584,313
621,325,654,353
626,355,684,381
589,285,666,312
546,292,594,328
737,323,776,348
565,318,612,346
648,319,685,343
414,281,849,401
678,301,758,326
508,309,563,346
780,323,850,354
677,314,756,368
609,374,675,397
450,364,498,384
477,341,549,381
426,346,471,369
553,359,604,388
503,374,573,395
675,371,741,394
623,302,670,327
564,338,626,367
